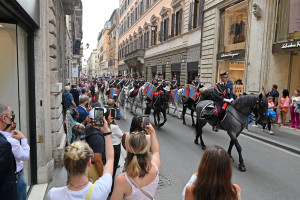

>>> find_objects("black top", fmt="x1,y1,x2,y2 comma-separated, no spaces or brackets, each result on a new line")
84,125,106,164
213,82,232,102
70,88,80,106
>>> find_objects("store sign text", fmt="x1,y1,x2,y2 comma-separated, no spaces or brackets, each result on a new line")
281,41,300,49
221,52,240,58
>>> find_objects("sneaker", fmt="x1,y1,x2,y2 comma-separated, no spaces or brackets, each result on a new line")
262,129,268,133
244,129,249,132
252,124,258,127
268,131,274,134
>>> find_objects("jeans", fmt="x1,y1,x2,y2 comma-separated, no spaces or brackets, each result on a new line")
17,170,27,200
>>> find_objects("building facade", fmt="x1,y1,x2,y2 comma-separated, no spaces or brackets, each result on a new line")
200,0,300,98
0,0,83,188
108,9,120,76
88,49,99,77
118,0,203,85
97,21,111,76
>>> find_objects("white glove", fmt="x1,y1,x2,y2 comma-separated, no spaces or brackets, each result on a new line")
224,98,234,103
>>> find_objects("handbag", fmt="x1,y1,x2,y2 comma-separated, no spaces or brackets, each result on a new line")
128,177,154,200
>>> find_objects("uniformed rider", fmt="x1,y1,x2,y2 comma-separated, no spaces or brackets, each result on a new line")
212,71,233,132
170,76,178,90
192,74,204,92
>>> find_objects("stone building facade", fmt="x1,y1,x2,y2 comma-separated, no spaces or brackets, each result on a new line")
97,21,111,76
118,0,203,85
0,0,83,187
200,0,300,97
88,49,99,77
108,9,120,76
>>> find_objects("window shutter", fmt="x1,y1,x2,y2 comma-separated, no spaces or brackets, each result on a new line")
165,18,169,39
151,30,153,46
144,32,147,48
178,9,182,35
160,20,163,42
171,13,175,37
189,2,194,30
198,0,204,27
147,31,150,48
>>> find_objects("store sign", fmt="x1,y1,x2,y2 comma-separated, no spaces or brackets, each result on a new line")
72,67,78,78
217,49,245,60
273,41,300,53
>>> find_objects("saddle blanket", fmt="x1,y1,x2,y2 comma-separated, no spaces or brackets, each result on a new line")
169,89,179,102
109,88,119,99
183,84,198,100
143,82,157,99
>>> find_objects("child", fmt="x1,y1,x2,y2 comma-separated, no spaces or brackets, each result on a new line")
263,96,275,134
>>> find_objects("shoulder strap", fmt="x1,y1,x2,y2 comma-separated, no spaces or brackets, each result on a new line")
128,177,153,200
85,184,95,200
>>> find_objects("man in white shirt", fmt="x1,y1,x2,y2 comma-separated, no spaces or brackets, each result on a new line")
0,109,30,200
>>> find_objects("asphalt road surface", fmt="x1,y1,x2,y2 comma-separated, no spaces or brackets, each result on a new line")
117,106,300,200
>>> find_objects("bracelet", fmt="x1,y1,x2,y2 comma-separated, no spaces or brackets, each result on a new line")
103,132,112,136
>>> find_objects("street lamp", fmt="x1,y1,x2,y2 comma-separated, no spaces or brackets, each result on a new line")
151,25,156,31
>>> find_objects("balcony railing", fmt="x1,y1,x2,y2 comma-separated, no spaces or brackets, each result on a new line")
124,49,145,61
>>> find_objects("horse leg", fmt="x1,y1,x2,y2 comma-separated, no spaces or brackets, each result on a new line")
153,110,158,126
123,102,127,120
232,137,246,172
227,140,235,162
195,120,206,150
157,111,161,130
182,105,187,125
159,110,167,127
191,110,195,127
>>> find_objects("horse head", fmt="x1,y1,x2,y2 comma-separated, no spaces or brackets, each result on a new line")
253,93,268,125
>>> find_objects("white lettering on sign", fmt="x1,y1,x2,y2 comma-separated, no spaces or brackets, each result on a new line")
221,52,240,58
281,41,300,49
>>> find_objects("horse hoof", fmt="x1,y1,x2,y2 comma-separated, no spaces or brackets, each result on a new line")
192,124,196,127
239,164,246,172
194,139,198,145
183,121,186,125
230,156,234,162
201,145,206,150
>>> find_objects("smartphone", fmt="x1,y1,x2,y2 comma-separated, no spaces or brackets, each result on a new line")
110,108,116,119
142,115,150,128
94,107,104,126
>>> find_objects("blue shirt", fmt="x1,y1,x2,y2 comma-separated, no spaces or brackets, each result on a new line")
104,105,121,120
63,92,74,108
76,105,89,123
270,90,279,105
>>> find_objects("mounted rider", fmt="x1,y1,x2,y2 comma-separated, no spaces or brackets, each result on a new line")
170,76,178,90
192,74,204,92
152,73,159,87
212,71,234,132
129,73,140,97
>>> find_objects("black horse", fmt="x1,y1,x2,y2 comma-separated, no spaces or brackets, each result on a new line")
152,90,169,131
195,94,268,172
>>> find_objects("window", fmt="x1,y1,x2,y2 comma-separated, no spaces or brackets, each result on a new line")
160,18,169,41
127,16,130,28
131,11,134,25
135,6,138,21
276,0,300,42
175,9,183,36
134,39,138,50
140,0,144,15
189,0,204,30
140,34,144,49
146,0,150,9
151,26,157,46
219,1,248,52
144,31,150,48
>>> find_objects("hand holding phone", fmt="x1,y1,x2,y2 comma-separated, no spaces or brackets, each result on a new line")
94,108,104,127
142,115,150,128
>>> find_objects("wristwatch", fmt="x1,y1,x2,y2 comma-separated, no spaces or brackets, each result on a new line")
103,132,112,136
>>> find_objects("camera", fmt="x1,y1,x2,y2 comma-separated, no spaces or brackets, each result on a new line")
94,107,104,126
142,115,150,128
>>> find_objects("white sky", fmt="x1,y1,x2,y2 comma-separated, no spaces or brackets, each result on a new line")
82,0,119,64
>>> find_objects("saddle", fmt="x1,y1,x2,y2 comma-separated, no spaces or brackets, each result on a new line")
201,101,228,121
129,88,139,97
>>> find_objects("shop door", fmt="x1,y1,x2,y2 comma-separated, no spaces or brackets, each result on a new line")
290,55,300,93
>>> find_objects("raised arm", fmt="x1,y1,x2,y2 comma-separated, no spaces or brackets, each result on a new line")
145,124,160,171
101,117,114,176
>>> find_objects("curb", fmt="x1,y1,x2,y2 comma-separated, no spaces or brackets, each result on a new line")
168,105,300,155
241,130,300,155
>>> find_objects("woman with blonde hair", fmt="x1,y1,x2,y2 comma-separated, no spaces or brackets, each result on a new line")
111,124,160,200
183,145,241,200
47,118,114,200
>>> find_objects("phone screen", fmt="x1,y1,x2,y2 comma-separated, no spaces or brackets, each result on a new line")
110,109,116,119
94,108,104,126
143,115,150,128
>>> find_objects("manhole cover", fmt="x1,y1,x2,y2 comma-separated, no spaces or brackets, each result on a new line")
157,175,171,189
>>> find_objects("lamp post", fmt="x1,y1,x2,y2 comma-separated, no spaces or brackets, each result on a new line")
151,25,156,31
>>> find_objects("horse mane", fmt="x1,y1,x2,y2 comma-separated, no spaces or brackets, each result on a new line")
232,95,258,111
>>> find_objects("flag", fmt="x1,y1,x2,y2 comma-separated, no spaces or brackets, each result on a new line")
143,82,157,99
169,89,179,102
189,85,197,100
183,84,191,97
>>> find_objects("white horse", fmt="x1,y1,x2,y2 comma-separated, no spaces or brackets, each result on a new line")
133,85,145,113
118,85,129,120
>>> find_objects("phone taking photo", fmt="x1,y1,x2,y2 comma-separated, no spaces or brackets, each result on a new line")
142,115,150,128
109,108,116,119
94,107,104,126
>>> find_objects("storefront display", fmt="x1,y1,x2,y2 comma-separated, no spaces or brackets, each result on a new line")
219,1,248,52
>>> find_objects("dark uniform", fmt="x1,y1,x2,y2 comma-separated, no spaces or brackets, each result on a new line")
212,71,232,131
170,79,178,90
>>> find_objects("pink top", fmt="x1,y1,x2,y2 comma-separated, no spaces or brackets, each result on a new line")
268,102,274,109
124,163,159,200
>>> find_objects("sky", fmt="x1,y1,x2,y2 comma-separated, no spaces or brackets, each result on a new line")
82,0,119,65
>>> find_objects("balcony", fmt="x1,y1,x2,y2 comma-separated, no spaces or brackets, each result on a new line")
62,0,74,15
124,49,145,62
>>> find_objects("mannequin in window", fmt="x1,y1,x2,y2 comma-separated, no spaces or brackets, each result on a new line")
230,14,245,44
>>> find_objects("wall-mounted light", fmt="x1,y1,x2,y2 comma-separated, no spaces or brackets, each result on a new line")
151,25,156,31
0,24,3,28
182,59,185,63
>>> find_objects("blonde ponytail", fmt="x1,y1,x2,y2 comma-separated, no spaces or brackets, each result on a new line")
125,132,151,178
64,141,93,176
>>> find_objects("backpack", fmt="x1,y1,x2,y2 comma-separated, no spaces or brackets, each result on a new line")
62,92,70,109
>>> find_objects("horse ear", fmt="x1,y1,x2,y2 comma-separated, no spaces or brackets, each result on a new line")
259,93,263,99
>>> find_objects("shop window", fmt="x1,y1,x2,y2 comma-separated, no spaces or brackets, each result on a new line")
219,1,248,52
276,0,300,42
218,61,245,98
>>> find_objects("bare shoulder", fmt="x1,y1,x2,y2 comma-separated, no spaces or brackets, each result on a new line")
233,184,242,194
185,184,194,200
